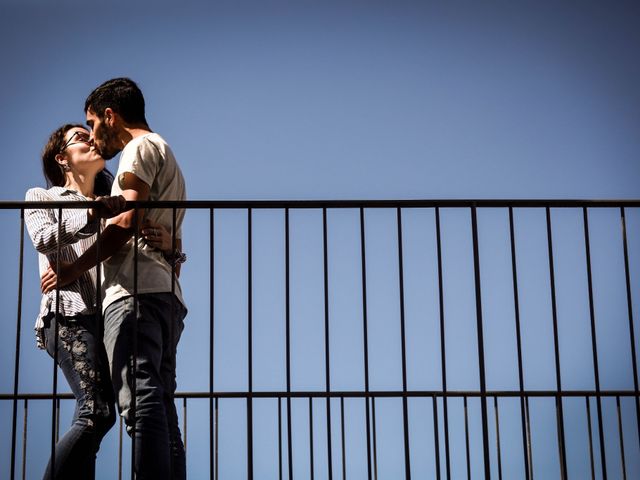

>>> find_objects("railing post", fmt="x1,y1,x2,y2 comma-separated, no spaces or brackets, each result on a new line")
209,207,215,480
545,207,568,479
322,207,334,480
10,209,25,480
359,207,373,480
435,207,452,479
247,208,254,479
396,208,412,479
583,207,608,479
470,206,491,479
508,207,532,480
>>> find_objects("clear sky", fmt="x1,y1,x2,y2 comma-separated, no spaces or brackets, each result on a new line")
0,0,639,478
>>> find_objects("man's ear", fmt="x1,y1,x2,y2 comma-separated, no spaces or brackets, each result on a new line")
104,107,115,126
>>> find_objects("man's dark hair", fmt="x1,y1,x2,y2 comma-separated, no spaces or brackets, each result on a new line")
85,77,148,125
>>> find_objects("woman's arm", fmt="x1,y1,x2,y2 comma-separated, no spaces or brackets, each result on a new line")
25,189,127,255
141,219,185,278
24,188,97,255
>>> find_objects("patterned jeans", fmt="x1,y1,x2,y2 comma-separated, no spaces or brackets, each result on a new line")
104,293,187,480
42,313,116,480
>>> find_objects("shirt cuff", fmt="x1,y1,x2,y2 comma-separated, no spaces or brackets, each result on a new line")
75,209,99,238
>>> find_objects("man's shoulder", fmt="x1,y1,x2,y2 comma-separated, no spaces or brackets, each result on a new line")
124,132,156,150
123,133,172,157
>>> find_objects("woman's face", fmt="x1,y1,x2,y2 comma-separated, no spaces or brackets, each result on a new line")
58,127,105,176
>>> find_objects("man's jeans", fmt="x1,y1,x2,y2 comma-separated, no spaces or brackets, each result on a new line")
104,293,187,480
43,313,116,480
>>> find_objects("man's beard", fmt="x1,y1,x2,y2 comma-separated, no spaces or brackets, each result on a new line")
95,124,121,160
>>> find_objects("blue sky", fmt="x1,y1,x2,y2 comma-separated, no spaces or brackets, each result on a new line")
1,0,639,478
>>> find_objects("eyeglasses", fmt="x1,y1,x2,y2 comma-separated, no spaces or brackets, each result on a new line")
60,131,91,153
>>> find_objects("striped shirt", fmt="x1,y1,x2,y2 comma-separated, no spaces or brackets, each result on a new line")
25,187,99,349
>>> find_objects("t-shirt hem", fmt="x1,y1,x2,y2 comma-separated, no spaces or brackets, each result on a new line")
102,288,186,313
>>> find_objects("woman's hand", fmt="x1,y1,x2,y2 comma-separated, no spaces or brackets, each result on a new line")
141,219,173,253
87,195,127,222
41,260,80,293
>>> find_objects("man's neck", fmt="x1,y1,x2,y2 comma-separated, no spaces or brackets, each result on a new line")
119,124,152,146
127,127,152,139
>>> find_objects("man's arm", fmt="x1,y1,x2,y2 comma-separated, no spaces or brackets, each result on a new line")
41,172,150,293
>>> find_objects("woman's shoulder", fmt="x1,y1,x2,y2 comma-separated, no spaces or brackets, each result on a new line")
25,187,47,201
25,186,65,201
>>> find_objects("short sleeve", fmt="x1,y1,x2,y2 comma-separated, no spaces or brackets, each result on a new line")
118,137,161,189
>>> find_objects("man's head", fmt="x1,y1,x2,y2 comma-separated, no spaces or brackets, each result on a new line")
84,78,148,159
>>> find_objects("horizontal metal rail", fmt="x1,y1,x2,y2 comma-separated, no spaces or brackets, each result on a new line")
2,198,640,209
2,390,638,400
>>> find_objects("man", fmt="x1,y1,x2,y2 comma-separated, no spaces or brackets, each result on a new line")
42,77,188,479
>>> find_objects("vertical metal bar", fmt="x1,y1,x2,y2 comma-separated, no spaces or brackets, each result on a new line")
396,208,412,480
118,414,123,480
210,208,215,480
183,398,188,455
508,207,532,480
131,205,139,480
322,207,333,480
525,397,534,480
494,397,503,480
470,206,491,479
359,208,373,480
620,207,640,447
55,398,60,442
285,396,292,476
309,397,315,480
95,209,102,324
94,206,102,465
21,399,27,480
278,398,283,480
432,396,441,480
583,207,608,480
544,207,568,479
372,398,379,480
341,397,347,480
247,208,254,480
464,397,471,480
616,396,627,479
215,397,219,480
586,397,596,480
169,208,177,477
50,206,62,477
285,208,293,480
435,208,451,480
11,209,25,480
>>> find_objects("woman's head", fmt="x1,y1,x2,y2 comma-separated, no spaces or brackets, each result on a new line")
42,124,113,196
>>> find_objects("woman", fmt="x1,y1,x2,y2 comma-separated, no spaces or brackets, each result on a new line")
25,124,173,479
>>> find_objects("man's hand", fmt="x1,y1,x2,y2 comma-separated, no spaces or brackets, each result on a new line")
87,195,128,222
41,260,81,293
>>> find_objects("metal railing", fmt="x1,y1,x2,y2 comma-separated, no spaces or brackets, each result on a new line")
1,199,639,479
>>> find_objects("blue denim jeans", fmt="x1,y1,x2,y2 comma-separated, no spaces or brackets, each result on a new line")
103,293,187,480
43,313,116,480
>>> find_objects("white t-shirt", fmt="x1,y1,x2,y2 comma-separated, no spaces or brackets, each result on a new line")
102,132,186,310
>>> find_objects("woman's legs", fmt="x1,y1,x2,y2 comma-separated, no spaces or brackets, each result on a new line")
42,314,116,480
